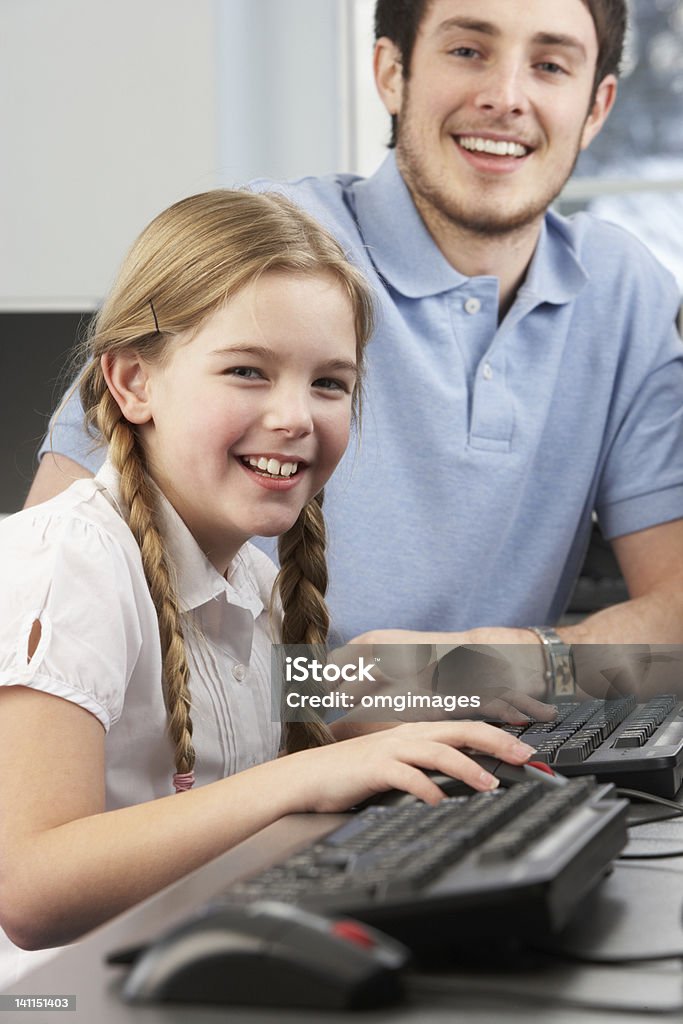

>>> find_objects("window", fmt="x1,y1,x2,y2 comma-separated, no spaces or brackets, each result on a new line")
564,0,683,292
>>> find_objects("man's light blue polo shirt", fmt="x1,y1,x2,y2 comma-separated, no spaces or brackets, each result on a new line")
42,155,683,642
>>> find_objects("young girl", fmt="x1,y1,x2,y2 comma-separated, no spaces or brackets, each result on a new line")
0,190,534,985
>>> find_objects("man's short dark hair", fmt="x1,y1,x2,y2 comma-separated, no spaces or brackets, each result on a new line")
374,0,628,147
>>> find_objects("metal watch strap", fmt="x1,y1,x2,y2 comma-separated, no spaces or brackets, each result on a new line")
527,626,576,697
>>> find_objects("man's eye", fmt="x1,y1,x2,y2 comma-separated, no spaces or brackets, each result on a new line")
449,46,481,59
537,62,566,75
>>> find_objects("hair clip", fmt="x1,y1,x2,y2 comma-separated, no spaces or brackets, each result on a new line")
149,299,160,334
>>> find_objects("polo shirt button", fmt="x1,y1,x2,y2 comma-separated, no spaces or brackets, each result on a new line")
232,664,247,682
483,363,493,380
464,297,481,315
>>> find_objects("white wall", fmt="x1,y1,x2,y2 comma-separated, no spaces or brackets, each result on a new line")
215,0,352,184
0,0,219,309
349,0,389,176
0,0,363,310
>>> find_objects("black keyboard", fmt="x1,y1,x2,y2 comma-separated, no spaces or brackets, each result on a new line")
212,779,627,958
506,695,683,797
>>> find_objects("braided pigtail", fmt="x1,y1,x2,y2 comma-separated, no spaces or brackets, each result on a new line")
277,491,335,753
74,188,375,783
95,384,196,793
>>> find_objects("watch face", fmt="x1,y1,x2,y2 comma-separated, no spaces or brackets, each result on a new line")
553,658,575,696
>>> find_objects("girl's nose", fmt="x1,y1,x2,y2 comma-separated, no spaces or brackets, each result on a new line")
262,389,314,437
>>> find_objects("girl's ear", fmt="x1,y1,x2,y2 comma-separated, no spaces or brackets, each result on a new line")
101,351,153,425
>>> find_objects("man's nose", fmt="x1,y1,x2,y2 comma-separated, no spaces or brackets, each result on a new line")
262,388,314,437
473,60,530,117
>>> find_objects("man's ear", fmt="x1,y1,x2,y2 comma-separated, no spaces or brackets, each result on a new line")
101,351,153,425
373,37,405,116
580,74,618,151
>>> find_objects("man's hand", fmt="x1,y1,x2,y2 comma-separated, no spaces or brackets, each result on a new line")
323,639,555,738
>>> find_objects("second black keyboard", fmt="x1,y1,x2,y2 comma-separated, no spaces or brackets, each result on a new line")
507,695,683,797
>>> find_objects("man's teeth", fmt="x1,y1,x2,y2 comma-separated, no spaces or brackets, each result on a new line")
244,456,299,478
459,136,528,158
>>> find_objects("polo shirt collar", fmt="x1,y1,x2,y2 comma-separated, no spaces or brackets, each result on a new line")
95,460,264,618
352,153,588,305
517,209,588,308
352,153,466,298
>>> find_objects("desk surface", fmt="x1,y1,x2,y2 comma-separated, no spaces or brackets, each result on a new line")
5,809,683,1023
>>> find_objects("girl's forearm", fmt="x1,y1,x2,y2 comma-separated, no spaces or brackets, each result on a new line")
4,757,300,951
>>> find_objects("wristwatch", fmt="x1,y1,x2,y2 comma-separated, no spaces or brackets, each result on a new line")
527,626,576,697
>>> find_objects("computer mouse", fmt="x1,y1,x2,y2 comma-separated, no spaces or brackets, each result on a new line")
475,754,569,788
117,899,409,1011
360,756,567,808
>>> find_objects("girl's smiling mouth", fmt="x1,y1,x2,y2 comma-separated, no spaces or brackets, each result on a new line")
237,453,309,488
240,455,301,478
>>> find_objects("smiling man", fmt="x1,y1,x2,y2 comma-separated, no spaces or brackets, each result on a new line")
380,0,617,311
27,0,683,694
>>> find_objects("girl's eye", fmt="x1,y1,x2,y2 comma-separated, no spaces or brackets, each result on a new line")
227,367,263,380
313,377,349,393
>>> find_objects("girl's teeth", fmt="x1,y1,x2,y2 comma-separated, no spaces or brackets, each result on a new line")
245,456,299,478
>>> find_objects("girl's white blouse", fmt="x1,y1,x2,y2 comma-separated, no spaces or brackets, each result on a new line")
0,460,282,986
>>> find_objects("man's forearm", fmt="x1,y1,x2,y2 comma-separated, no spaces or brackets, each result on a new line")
460,588,683,701
557,586,683,646
352,583,683,702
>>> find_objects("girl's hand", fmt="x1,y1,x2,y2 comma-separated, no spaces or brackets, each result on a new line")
280,721,536,814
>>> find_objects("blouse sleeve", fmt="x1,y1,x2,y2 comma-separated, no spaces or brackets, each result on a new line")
0,509,145,731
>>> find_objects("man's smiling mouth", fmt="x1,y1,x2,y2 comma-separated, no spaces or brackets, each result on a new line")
456,135,531,158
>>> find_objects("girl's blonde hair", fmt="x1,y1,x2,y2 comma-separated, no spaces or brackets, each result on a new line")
78,189,374,786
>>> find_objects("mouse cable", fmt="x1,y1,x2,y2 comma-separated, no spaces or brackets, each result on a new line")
529,942,683,967
616,787,683,824
613,787,683,859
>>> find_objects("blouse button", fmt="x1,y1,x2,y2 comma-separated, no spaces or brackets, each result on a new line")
464,296,481,315
232,664,247,682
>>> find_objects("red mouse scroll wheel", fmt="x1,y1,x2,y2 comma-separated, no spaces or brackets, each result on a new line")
332,919,376,948
529,761,556,776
